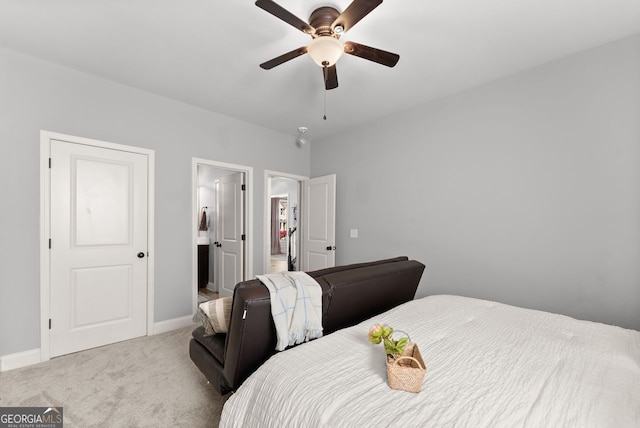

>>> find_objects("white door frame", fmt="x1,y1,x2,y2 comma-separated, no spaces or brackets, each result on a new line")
192,159,253,310
40,131,155,363
264,170,308,274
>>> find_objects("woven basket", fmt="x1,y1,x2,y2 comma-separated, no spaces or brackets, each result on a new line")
386,342,426,393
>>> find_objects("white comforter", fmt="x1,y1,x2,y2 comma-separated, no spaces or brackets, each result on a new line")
220,295,640,428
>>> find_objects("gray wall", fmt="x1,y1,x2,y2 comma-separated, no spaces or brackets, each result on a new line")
312,34,640,330
0,47,310,356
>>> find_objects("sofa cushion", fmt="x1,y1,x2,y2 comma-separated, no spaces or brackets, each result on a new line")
199,297,233,334
192,326,226,364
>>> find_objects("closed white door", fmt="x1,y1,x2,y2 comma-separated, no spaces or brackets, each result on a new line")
216,172,245,297
50,139,148,357
301,174,336,271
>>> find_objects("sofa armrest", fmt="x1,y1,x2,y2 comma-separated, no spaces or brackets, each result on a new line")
222,280,277,391
189,339,232,395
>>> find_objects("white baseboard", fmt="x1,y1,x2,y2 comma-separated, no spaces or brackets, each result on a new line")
1,317,197,371
153,314,198,335
0,348,42,372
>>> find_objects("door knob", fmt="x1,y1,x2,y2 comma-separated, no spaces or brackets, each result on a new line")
326,246,336,251
137,252,145,258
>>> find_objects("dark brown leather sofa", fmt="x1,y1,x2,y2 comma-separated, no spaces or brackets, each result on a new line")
189,256,425,394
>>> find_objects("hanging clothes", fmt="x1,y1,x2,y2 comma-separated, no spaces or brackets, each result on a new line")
271,198,281,255
199,208,208,231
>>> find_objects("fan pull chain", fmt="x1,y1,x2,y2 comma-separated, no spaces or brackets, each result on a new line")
323,88,327,120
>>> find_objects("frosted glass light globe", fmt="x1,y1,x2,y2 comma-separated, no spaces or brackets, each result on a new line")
307,36,344,67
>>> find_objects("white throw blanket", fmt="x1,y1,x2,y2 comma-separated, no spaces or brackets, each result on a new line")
257,271,323,351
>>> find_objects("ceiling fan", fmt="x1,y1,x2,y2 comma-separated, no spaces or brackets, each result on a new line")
255,0,399,90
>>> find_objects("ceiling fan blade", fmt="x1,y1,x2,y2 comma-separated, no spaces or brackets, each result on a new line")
343,41,399,67
255,0,314,34
332,0,382,33
260,47,308,70
323,65,338,90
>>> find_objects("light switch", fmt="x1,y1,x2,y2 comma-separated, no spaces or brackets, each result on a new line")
350,229,358,238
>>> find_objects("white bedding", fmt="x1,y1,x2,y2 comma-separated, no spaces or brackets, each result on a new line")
220,295,640,428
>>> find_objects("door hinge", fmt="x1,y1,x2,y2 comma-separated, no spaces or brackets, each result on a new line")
241,234,246,241
48,158,52,168
49,319,52,330
241,184,246,191
48,239,52,249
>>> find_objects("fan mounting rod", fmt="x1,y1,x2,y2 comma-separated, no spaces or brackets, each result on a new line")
309,7,340,37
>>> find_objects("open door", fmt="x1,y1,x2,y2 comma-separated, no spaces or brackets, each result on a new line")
194,159,253,310
300,174,336,271
216,172,245,297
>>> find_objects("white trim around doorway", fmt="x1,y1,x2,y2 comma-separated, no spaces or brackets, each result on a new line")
192,158,253,314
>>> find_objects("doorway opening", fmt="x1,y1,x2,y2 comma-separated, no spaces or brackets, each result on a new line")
269,195,287,273
193,159,253,311
264,171,307,274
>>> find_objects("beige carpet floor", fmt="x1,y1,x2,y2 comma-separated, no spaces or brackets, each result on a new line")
0,326,228,427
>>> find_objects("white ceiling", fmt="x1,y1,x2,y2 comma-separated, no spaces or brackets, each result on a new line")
1,0,640,141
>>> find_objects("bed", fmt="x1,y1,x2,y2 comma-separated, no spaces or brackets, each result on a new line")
220,295,640,427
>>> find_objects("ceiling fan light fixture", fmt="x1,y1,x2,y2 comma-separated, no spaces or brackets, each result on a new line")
307,36,344,67
255,1,399,89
